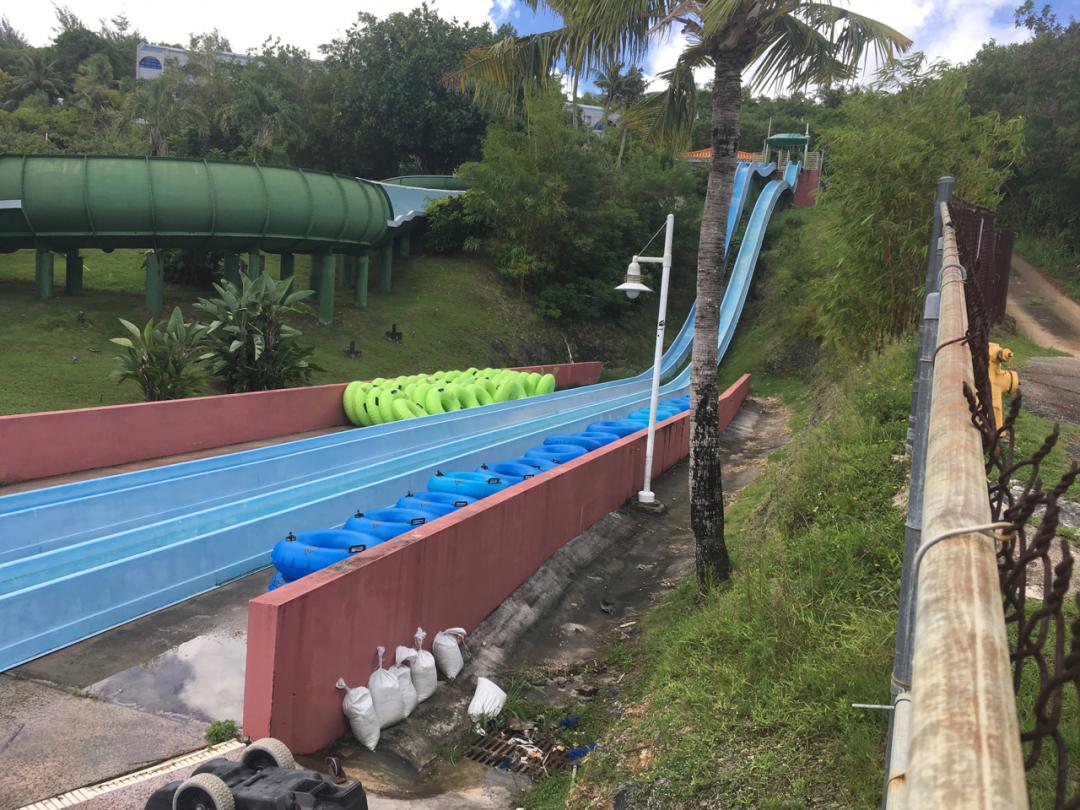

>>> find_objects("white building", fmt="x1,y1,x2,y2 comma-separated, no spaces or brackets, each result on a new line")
136,42,252,80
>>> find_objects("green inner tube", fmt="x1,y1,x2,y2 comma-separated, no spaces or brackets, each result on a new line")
536,373,556,395
377,388,398,424
365,388,385,425
424,387,446,414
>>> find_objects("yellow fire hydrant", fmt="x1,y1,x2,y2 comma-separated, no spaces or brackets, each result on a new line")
988,342,1019,427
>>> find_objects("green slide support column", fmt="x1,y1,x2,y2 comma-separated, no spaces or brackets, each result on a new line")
310,254,322,302
34,249,54,300
224,254,241,286
280,253,295,282
355,253,369,308
317,253,335,326
247,251,264,279
146,250,164,314
65,250,83,296
400,234,411,257
380,243,394,293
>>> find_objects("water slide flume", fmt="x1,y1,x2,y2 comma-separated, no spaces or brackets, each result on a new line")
0,161,797,671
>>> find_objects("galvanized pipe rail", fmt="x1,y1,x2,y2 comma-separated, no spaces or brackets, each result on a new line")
895,203,1027,808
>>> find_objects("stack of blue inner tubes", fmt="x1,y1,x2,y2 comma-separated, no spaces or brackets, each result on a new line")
267,394,693,589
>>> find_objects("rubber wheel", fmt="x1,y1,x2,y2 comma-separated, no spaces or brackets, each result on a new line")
172,772,235,810
242,736,297,770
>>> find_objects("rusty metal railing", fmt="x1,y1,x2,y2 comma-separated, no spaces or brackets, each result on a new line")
891,202,1029,808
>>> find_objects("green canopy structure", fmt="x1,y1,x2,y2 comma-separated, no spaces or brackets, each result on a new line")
765,132,810,149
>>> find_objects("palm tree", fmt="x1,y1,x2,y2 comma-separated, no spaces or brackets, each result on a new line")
9,53,65,102
455,2,910,592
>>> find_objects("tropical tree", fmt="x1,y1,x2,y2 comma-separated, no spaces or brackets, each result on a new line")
9,53,66,102
454,1,910,591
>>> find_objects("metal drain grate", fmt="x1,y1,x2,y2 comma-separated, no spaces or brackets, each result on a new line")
464,729,569,781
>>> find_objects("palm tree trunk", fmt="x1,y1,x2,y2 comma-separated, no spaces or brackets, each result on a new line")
690,49,744,592
571,71,579,128
616,124,628,167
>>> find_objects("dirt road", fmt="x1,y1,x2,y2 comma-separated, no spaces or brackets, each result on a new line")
1007,254,1080,357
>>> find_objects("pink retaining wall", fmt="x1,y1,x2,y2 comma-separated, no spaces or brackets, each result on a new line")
243,373,751,753
0,362,602,484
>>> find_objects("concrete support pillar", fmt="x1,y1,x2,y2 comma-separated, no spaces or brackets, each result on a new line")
34,249,54,300
146,250,164,314
224,254,241,286
380,243,394,293
355,253,369,308
343,255,356,288
279,252,295,282
400,234,411,257
247,251,264,280
317,253,335,326
65,250,83,296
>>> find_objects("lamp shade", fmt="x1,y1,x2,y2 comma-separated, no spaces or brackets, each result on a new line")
615,260,651,299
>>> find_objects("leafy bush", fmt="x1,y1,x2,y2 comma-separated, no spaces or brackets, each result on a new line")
195,273,320,392
424,190,493,253
204,719,239,744
110,307,212,401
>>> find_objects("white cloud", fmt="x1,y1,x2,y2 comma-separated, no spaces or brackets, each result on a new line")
641,1,1028,94
7,1,504,57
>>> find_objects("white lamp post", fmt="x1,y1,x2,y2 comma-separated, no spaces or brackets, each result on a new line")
615,213,674,505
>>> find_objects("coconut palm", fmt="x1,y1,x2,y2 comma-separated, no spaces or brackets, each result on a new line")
9,53,65,102
454,1,911,592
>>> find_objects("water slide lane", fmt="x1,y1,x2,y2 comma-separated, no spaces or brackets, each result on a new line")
0,162,797,670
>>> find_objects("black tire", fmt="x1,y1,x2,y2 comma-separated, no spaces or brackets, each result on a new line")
172,772,235,810
241,736,296,770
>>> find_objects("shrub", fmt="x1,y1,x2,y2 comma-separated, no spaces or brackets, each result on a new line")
204,719,239,744
110,307,212,401
195,273,321,392
423,190,492,253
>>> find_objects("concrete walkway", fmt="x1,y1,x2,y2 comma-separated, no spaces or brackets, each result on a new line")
1008,254,1080,357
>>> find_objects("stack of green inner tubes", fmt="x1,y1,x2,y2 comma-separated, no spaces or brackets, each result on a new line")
342,368,557,427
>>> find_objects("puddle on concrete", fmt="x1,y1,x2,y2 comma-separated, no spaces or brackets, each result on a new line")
88,621,246,723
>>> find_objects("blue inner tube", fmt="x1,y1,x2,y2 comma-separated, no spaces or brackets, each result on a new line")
580,430,622,445
525,444,589,464
543,434,605,451
489,461,540,480
396,496,457,517
272,541,353,583
410,491,477,508
588,420,646,437
361,507,430,526
428,471,510,499
628,407,681,422
343,515,418,541
282,529,378,551
508,455,558,471
267,572,286,591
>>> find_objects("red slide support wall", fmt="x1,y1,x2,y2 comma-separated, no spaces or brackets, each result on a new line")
0,362,602,485
243,373,751,753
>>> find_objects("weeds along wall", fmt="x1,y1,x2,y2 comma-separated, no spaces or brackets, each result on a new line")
244,374,751,753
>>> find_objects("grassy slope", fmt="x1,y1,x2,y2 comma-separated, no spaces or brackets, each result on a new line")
523,206,1080,808
1014,233,1080,302
0,248,687,415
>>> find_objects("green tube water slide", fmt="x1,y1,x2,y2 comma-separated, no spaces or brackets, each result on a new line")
0,155,465,322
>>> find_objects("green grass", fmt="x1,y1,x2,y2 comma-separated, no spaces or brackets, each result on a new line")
548,340,914,808
1015,233,1080,302
0,248,675,415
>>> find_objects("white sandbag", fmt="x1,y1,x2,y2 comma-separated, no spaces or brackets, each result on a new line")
433,627,467,680
368,646,405,729
395,645,416,667
335,677,379,751
467,677,507,723
391,662,418,717
408,628,438,702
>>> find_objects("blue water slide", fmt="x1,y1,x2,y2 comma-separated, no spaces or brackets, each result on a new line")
0,162,798,671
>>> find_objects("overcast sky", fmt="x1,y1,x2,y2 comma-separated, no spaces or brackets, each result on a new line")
7,0,1080,89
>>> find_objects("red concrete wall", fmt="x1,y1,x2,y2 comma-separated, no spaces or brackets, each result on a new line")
243,373,751,753
794,168,820,207
0,362,603,484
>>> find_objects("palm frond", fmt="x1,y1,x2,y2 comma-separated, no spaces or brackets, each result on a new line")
621,41,709,151
447,29,570,113
748,2,912,92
